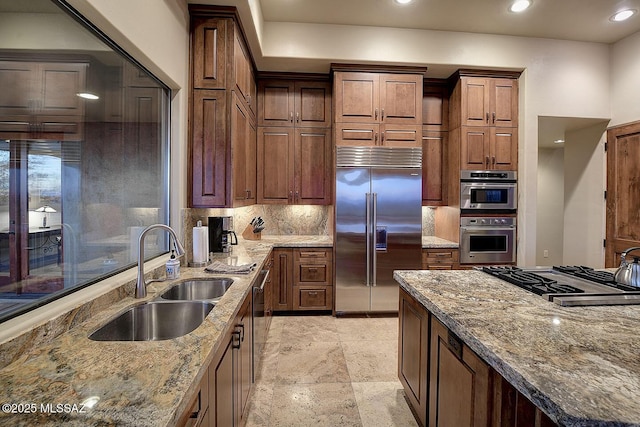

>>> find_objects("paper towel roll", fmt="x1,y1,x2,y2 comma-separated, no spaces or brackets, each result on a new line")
193,226,209,264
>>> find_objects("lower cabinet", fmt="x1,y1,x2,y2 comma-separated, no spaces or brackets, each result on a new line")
398,288,557,427
272,247,334,312
422,248,459,270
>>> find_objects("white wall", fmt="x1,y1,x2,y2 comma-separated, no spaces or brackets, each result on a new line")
562,124,608,267
536,148,564,266
66,0,190,237
611,31,640,126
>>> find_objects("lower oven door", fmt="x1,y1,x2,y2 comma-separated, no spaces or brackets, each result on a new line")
460,225,516,264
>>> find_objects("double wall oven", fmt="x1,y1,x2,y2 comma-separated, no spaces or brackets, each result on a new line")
459,171,517,265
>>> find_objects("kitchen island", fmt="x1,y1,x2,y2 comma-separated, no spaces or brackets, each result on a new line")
394,269,640,427
0,235,331,426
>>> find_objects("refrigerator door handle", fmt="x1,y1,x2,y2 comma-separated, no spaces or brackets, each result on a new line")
372,192,378,287
365,192,371,287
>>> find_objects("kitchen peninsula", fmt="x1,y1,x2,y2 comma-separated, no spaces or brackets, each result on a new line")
394,269,640,427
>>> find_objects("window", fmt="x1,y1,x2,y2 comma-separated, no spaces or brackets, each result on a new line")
0,0,170,322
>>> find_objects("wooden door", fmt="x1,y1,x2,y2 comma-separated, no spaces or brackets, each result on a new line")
237,296,253,423
231,94,255,206
380,124,421,147
334,123,379,146
490,79,518,128
210,338,235,427
379,73,422,125
233,31,251,107
461,126,490,170
272,248,293,311
423,83,449,131
0,61,35,116
606,121,640,267
334,72,379,123
39,63,87,116
192,18,227,90
491,128,518,170
399,288,429,427
460,77,490,127
294,81,331,128
423,131,447,205
191,90,227,207
429,318,491,427
295,128,331,204
258,80,295,127
257,127,294,204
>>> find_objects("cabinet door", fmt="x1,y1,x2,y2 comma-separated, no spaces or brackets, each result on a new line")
335,123,379,146
192,18,227,90
232,93,256,206
490,79,518,128
423,83,449,131
233,30,253,109
461,126,490,170
295,81,331,128
258,80,295,127
491,128,518,170
295,128,331,204
334,72,379,124
422,131,447,205
210,338,234,427
272,248,293,311
460,77,491,127
0,61,35,116
191,90,227,207
39,63,87,116
237,296,253,423
399,288,429,427
379,73,422,125
380,124,421,148
429,318,492,427
257,127,294,204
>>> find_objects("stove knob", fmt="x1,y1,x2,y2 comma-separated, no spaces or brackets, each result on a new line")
501,219,507,224
480,219,487,224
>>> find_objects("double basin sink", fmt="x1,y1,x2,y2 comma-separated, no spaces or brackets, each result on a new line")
89,278,234,342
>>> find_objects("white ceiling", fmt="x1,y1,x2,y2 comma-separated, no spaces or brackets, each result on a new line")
258,0,640,44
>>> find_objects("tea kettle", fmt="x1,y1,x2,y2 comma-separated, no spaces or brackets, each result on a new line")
613,247,640,288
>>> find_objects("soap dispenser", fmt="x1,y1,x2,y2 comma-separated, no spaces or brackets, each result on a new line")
166,249,180,280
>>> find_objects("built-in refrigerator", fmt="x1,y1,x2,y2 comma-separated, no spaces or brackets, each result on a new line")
335,146,422,313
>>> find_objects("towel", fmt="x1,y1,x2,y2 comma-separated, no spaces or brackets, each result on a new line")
205,260,257,274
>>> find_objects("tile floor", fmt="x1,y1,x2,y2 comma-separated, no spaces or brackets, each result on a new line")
243,315,419,427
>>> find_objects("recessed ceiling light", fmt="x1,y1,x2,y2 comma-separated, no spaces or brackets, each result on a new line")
77,92,99,100
610,9,637,22
509,0,531,13
395,0,413,4
554,139,565,144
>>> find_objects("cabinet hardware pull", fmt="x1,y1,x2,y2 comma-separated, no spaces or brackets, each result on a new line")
492,156,496,166
492,112,496,123
381,109,384,120
296,111,300,122
375,108,378,120
381,132,385,143
289,190,293,201
308,291,318,296
374,133,378,144
232,331,241,349
308,267,318,272
246,189,251,199
485,156,490,167
295,190,299,202
290,112,293,122
238,323,245,342
486,112,489,123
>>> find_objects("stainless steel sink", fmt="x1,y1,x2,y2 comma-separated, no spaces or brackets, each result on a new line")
88,301,214,341
159,278,234,302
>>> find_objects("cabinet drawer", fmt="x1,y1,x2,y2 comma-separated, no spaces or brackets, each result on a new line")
293,286,333,310
422,249,459,269
294,248,331,262
299,264,329,283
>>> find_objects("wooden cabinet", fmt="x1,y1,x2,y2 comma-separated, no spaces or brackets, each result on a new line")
189,10,257,207
257,127,331,205
272,247,333,312
449,71,519,171
334,70,423,147
258,79,331,128
0,61,87,140
421,248,459,270
422,130,447,205
429,317,492,427
178,371,209,427
209,292,253,427
292,247,333,310
272,248,294,311
398,288,430,427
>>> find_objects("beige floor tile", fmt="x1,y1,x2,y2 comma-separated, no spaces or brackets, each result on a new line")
336,317,399,341
280,314,339,342
266,316,285,343
269,382,363,427
254,339,280,383
276,341,351,384
341,339,399,382
243,382,274,427
351,381,419,427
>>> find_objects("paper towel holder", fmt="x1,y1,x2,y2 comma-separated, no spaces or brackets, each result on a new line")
189,219,210,267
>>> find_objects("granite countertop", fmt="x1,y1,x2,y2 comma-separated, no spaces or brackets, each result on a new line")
421,236,458,249
0,235,331,426
394,270,640,427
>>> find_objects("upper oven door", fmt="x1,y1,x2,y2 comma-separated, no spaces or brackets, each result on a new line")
460,182,517,210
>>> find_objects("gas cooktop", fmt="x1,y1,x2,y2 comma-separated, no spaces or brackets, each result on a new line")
482,265,640,306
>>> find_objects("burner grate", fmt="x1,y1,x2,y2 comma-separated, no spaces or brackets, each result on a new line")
483,266,584,296
552,266,636,291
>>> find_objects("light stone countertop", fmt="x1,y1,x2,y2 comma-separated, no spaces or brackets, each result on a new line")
0,236,331,426
421,236,459,249
394,269,640,427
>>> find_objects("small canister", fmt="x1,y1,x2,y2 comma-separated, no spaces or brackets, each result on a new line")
166,250,180,279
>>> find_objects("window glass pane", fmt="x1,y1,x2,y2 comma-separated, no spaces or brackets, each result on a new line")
0,0,170,322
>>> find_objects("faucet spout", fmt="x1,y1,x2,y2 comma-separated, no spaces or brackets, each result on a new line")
136,224,185,298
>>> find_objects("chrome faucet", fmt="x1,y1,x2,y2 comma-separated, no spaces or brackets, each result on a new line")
136,224,185,298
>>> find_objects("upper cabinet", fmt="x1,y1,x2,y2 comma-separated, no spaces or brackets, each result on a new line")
0,61,87,140
333,69,424,147
189,8,258,208
258,79,331,128
451,76,518,129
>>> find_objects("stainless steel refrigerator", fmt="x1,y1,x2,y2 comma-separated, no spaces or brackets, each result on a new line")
335,146,422,313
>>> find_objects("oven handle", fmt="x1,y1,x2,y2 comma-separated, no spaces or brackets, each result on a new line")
460,226,516,231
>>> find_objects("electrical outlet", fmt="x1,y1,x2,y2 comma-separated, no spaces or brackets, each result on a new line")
543,249,549,258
